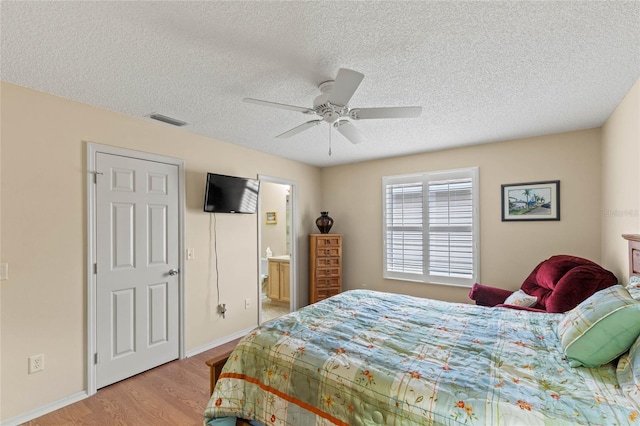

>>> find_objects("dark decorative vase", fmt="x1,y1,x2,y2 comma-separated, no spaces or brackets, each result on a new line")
315,211,334,234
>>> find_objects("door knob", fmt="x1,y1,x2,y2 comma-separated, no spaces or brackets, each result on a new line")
168,268,180,276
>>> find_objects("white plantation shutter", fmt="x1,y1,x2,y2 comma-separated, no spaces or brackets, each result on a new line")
383,168,478,286
385,181,424,276
428,178,473,279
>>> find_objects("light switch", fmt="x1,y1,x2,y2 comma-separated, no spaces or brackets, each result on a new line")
186,248,194,260
0,263,8,281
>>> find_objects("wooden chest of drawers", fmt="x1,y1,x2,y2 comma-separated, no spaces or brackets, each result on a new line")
309,234,342,303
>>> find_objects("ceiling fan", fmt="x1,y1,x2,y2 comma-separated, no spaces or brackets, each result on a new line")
243,68,422,145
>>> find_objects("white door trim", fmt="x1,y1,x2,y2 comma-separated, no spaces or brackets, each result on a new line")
86,142,186,395
257,175,299,314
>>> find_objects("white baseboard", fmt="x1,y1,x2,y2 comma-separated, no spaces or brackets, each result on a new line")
185,326,256,358
1,391,88,426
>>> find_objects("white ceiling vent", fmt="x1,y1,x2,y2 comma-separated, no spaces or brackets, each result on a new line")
148,113,188,127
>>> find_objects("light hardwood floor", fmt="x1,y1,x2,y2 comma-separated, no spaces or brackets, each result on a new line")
23,345,230,426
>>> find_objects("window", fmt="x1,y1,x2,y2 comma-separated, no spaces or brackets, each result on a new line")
382,167,479,287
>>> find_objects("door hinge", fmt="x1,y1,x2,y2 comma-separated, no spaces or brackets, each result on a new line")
89,170,103,184
94,353,99,364
93,263,98,274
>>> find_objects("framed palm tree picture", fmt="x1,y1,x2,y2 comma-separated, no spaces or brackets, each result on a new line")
501,180,560,221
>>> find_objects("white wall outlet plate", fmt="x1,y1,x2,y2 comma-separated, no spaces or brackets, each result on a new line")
0,263,8,281
28,354,44,374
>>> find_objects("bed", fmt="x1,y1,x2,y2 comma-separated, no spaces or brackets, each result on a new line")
204,281,640,425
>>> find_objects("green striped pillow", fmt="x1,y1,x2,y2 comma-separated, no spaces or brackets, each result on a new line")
556,285,640,367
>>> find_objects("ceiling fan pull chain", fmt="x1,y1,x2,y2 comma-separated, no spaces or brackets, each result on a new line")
328,124,332,156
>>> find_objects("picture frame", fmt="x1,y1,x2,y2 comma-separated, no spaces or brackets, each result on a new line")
266,211,277,224
501,180,560,221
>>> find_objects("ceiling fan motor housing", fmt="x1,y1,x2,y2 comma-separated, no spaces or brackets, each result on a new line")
315,103,341,123
314,82,347,124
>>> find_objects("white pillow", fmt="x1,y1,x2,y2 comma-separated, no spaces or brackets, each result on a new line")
503,289,538,307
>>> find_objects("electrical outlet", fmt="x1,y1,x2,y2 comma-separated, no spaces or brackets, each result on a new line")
28,354,44,374
218,303,227,319
0,263,8,281
186,248,194,260
244,298,250,309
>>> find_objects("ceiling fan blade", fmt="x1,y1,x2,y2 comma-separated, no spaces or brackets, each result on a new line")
276,120,322,139
350,106,422,120
243,98,314,114
334,120,366,144
328,68,364,107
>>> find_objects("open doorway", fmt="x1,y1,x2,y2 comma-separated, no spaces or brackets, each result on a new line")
258,176,297,323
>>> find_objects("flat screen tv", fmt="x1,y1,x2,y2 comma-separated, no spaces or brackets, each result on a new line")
203,173,260,214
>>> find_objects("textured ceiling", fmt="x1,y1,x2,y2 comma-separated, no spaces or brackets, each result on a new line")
1,1,639,167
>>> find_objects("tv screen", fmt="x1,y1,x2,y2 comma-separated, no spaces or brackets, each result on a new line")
203,173,260,214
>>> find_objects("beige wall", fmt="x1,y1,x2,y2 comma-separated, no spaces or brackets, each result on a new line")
322,129,604,303
601,77,640,280
0,82,322,421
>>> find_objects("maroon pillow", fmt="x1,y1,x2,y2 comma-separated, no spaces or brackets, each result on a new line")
520,255,617,313
545,265,618,313
535,258,581,290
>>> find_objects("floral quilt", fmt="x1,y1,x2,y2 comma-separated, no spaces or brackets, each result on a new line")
204,290,638,425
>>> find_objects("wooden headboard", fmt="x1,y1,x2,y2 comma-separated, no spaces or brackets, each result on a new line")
623,234,640,278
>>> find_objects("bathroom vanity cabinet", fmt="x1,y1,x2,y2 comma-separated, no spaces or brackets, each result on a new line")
267,257,290,303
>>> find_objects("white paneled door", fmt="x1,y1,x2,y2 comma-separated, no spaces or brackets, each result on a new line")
95,153,179,389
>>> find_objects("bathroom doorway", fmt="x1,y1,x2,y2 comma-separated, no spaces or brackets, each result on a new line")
258,176,297,323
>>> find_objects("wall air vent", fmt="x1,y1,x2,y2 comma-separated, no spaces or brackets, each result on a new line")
148,113,188,127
